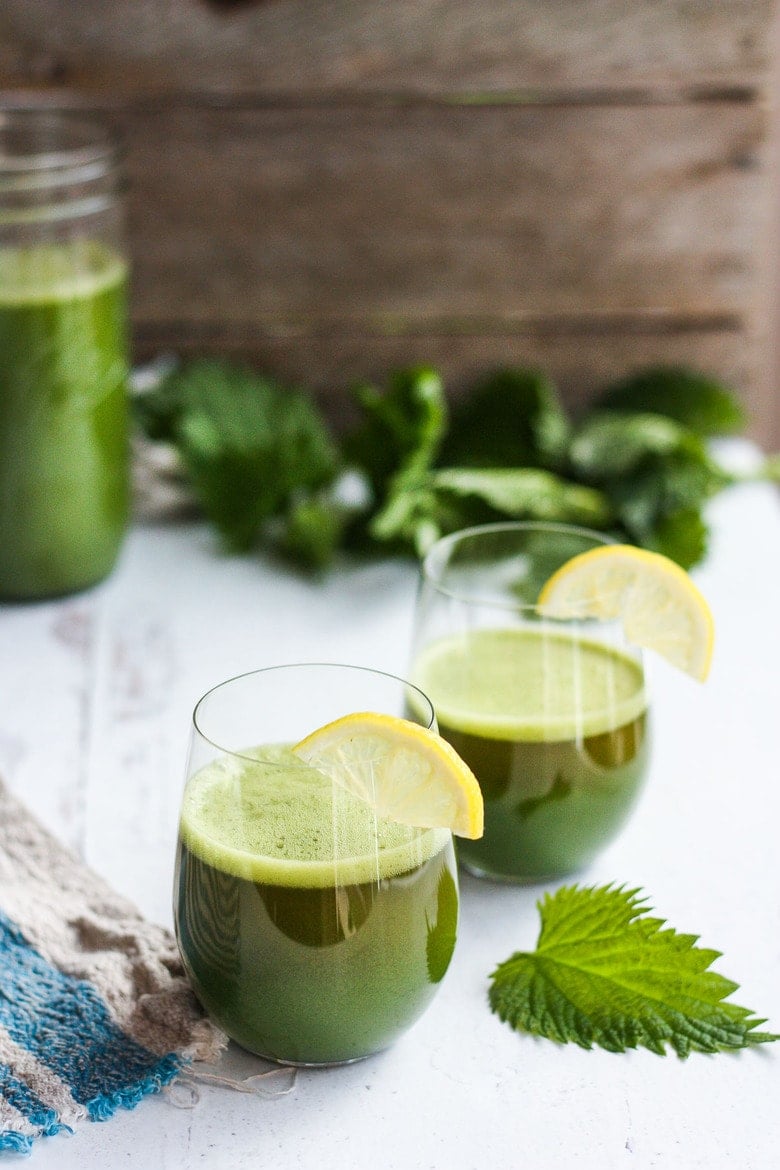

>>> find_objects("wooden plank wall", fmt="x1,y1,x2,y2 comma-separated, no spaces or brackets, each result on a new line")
1,1,778,442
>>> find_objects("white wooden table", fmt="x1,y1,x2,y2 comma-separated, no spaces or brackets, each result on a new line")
1,443,779,1169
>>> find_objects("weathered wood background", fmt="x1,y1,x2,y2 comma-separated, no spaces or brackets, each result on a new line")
1,0,778,441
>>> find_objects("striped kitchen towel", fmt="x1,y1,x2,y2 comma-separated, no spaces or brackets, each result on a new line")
0,778,225,1154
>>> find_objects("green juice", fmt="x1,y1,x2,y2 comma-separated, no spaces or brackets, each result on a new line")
0,242,129,599
174,746,458,1065
412,627,650,882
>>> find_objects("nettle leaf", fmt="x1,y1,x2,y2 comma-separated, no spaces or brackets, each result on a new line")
152,360,338,552
369,467,472,557
431,467,612,529
441,368,571,470
608,452,729,565
276,492,349,573
370,474,441,547
595,366,747,437
344,365,447,495
569,412,695,481
646,508,709,570
132,372,181,442
569,412,732,567
370,466,614,559
489,884,779,1057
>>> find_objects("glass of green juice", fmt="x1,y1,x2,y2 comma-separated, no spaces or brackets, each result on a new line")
409,522,650,883
0,110,130,600
173,663,459,1066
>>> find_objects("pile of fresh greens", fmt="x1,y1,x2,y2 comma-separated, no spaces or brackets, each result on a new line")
133,359,780,572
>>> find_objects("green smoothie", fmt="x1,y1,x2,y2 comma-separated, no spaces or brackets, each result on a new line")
0,242,129,599
174,745,458,1065
411,626,649,881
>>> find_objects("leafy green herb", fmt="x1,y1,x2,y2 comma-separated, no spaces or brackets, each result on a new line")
567,410,734,568
644,507,710,570
432,468,611,529
343,365,447,499
440,367,571,469
569,411,695,479
133,357,779,572
276,490,351,573
489,883,778,1057
133,359,338,556
369,466,612,558
593,365,747,436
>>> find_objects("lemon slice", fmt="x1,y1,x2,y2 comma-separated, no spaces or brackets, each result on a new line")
537,544,714,681
292,712,484,839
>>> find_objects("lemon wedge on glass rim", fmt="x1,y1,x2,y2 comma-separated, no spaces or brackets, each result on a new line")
293,712,484,839
537,544,715,682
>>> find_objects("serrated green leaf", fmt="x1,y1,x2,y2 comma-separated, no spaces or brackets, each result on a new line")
441,367,570,469
276,493,347,572
489,884,779,1057
369,464,614,560
569,411,699,481
643,507,709,570
432,467,612,528
367,468,470,557
131,371,181,442
344,365,447,495
595,366,747,436
568,411,731,567
139,359,338,552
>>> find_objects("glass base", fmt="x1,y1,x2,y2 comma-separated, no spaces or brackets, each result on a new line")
459,858,585,886
238,1041,385,1069
264,1053,375,1070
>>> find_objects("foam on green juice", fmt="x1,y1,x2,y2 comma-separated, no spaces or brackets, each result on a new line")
180,744,449,889
0,241,127,305
412,626,647,742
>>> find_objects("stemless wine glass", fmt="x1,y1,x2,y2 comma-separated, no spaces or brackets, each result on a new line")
409,522,651,883
173,663,459,1066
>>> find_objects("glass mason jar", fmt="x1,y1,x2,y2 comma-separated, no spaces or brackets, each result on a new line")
0,109,130,600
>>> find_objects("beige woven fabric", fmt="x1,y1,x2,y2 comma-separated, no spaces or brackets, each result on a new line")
0,776,224,1064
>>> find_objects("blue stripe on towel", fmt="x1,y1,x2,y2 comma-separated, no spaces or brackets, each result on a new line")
0,1062,68,1139
0,911,181,1122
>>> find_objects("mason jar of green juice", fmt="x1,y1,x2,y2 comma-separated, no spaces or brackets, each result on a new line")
0,109,130,600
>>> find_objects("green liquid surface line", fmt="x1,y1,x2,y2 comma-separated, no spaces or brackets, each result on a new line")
179,745,450,888
412,626,647,741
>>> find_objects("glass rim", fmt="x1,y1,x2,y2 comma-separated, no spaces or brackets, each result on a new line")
420,520,616,612
191,661,436,763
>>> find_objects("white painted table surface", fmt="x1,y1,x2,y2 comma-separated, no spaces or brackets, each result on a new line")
1,441,779,1170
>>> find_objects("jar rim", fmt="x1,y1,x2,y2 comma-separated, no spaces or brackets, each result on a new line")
0,109,121,187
